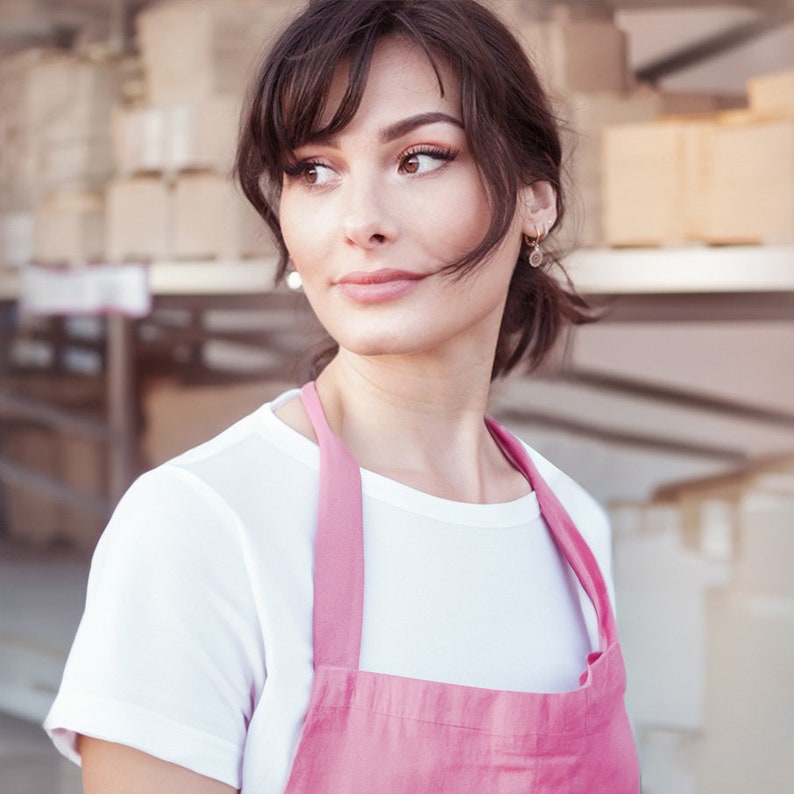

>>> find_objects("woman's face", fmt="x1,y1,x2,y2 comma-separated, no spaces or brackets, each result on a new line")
278,37,528,367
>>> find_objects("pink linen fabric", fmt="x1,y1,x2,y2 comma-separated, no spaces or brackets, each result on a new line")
283,382,640,792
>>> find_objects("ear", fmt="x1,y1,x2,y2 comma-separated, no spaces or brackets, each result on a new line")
518,180,557,239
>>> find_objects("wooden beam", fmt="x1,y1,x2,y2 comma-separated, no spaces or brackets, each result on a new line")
635,7,794,82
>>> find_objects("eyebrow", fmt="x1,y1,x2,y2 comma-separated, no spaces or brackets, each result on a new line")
380,112,464,143
302,112,463,148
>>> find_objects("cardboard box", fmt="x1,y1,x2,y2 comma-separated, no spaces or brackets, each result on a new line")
0,211,34,267
173,172,273,260
0,425,61,548
112,94,240,176
33,191,105,266
748,69,794,119
0,49,120,204
23,51,121,137
562,90,661,246
704,119,794,244
111,103,169,174
602,119,715,246
136,0,294,103
59,433,107,553
0,426,105,551
106,177,172,261
520,18,630,95
141,377,292,466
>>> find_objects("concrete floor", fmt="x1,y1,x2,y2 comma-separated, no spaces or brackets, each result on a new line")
0,541,88,794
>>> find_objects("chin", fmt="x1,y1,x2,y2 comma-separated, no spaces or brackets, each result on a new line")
334,327,421,358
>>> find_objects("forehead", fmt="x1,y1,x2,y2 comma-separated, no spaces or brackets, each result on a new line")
321,36,462,129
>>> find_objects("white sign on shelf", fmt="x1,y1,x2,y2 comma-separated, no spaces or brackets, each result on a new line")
19,263,151,317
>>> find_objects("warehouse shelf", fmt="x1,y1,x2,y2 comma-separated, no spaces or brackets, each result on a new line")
3,243,793,304
567,244,794,294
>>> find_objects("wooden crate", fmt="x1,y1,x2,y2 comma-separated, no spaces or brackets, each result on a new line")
602,120,715,246
106,177,171,261
136,0,294,103
173,172,273,260
703,119,794,244
33,191,105,266
748,70,794,119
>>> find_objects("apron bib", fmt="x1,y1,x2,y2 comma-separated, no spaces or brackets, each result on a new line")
284,382,640,792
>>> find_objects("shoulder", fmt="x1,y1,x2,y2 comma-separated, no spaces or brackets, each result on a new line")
99,388,314,562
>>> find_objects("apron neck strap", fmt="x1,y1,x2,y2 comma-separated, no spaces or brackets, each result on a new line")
485,417,617,650
301,381,618,669
300,382,365,669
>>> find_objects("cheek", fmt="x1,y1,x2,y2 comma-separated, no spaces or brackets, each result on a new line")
279,197,329,277
429,174,491,246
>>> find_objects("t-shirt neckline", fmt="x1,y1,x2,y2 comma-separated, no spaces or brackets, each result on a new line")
257,389,541,527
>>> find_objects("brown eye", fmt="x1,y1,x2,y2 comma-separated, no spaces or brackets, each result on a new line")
402,155,420,174
305,165,319,184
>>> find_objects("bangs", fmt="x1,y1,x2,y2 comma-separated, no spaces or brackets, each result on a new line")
252,3,446,184
236,0,581,380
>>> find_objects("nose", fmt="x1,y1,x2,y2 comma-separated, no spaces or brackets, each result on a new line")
341,173,397,249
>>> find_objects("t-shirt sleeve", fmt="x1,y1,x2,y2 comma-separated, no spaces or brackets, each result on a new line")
43,464,266,790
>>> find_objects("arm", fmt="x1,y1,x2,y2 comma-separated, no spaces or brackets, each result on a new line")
45,467,265,790
80,736,237,794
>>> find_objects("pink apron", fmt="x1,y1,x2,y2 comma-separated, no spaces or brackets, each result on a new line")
284,382,640,792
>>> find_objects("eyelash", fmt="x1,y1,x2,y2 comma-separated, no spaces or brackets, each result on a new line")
397,145,458,173
283,159,327,179
282,145,459,184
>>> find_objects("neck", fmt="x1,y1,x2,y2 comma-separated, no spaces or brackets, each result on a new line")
312,350,529,503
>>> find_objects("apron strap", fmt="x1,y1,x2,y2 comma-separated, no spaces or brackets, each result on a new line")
300,381,617,670
485,417,618,650
300,381,364,669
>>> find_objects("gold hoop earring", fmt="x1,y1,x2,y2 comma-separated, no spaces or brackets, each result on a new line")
523,231,543,268
524,221,551,268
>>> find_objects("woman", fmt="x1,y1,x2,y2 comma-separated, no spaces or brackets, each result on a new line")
46,1,639,791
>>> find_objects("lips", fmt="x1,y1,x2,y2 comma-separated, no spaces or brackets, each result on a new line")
335,269,426,304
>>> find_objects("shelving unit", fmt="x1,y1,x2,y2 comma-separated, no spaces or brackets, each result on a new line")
2,242,792,532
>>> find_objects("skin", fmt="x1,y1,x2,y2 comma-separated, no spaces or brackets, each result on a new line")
277,37,557,503
78,35,557,792
79,735,236,793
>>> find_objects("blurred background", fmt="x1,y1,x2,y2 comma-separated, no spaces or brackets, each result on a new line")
0,0,792,792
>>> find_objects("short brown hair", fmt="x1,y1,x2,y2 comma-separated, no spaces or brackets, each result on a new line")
236,0,591,378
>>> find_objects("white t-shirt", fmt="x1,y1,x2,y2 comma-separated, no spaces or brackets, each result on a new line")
45,388,614,793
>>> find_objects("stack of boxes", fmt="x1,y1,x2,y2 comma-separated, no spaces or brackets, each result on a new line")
492,2,783,250
603,69,794,246
0,49,122,267
507,6,660,247
500,4,718,248
0,0,295,270
107,0,292,262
